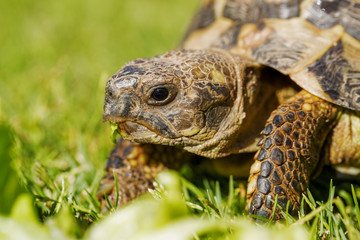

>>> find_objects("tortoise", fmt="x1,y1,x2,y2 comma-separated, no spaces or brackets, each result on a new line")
97,0,360,219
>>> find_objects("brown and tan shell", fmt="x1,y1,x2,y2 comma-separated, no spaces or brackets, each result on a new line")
182,0,360,111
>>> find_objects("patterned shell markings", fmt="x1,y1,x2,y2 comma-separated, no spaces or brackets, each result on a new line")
183,0,360,111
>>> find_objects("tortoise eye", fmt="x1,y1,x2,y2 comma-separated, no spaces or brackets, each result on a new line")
151,87,169,101
147,85,177,105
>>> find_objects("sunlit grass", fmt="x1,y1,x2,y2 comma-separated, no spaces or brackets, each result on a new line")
1,0,360,239
0,0,200,221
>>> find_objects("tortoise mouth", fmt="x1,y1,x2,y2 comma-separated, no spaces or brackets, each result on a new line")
120,121,157,139
118,121,182,145
116,121,237,159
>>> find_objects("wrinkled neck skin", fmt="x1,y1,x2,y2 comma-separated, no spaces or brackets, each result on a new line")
183,50,283,158
103,48,271,159
182,49,260,158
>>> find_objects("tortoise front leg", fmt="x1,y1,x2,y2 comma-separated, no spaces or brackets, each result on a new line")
247,90,340,219
97,138,189,211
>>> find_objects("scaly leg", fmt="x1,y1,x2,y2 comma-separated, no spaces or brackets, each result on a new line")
247,90,340,219
97,138,190,211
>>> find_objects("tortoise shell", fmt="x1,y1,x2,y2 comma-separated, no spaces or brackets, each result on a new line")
182,0,360,111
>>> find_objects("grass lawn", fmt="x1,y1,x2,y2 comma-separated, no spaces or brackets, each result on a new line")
1,0,360,239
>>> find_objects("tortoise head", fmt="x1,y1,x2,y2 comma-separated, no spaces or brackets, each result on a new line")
103,49,260,158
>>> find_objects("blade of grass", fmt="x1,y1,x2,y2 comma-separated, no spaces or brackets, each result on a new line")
285,200,290,225
84,189,100,213
328,180,335,212
295,203,329,225
334,197,360,240
352,184,360,228
270,194,279,222
113,170,119,209
306,189,316,211
300,196,306,217
104,194,114,212
181,178,205,199
309,214,320,240
227,176,234,208
249,214,270,222
214,181,223,217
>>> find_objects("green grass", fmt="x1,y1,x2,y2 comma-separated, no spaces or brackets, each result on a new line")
0,0,200,219
1,0,360,239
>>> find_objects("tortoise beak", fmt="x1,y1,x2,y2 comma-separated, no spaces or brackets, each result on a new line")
103,92,140,123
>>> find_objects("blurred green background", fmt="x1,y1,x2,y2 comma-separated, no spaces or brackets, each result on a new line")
0,0,200,215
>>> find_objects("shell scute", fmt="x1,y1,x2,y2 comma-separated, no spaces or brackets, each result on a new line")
301,0,360,41
184,0,360,110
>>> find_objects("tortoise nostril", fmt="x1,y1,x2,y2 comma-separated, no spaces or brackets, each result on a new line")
104,90,141,123
106,87,116,100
